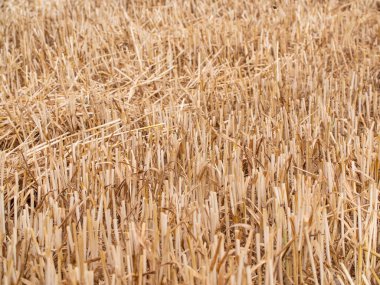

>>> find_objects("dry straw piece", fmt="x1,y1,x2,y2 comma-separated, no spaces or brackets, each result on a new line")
0,0,379,284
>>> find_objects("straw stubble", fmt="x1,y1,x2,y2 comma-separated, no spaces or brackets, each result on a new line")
0,0,379,284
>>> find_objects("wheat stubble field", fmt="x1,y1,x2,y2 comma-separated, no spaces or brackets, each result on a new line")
0,0,379,284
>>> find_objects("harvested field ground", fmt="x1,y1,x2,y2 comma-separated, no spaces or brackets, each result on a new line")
0,0,379,284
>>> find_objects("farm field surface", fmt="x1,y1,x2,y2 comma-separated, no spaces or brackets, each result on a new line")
0,0,379,284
